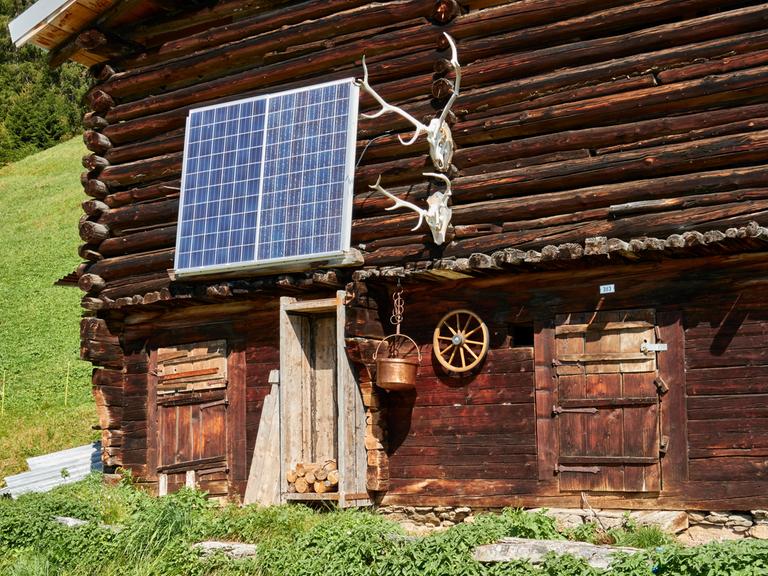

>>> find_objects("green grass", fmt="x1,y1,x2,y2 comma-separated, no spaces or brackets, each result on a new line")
0,137,96,483
2,477,768,576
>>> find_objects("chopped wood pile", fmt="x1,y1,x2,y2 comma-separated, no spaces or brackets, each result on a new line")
286,460,339,494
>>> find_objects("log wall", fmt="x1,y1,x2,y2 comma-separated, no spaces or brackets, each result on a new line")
86,300,284,489
345,252,768,509
72,0,768,306
685,308,768,483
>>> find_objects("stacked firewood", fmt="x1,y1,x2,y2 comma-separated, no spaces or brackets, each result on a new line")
286,460,339,494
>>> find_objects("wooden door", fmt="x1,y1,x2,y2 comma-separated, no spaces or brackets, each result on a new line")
155,340,229,497
278,295,369,506
554,309,661,492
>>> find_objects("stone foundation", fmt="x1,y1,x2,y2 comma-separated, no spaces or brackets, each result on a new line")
376,506,768,543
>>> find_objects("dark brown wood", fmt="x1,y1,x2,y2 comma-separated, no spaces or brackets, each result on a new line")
534,319,557,483
87,90,116,114
431,0,461,24
79,221,110,243
78,273,106,294
83,130,112,155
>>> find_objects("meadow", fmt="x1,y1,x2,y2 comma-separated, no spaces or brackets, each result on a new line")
0,137,97,483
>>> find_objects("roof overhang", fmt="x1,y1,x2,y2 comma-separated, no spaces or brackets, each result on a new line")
8,0,116,65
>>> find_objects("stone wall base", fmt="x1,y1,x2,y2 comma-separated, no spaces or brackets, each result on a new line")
375,506,768,544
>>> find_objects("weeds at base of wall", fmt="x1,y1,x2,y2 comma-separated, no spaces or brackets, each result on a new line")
2,474,768,576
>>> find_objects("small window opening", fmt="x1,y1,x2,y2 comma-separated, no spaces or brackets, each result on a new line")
509,323,534,347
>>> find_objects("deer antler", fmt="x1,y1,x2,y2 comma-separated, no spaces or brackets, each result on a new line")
357,56,429,146
356,32,461,172
370,174,453,245
369,176,427,231
436,34,461,130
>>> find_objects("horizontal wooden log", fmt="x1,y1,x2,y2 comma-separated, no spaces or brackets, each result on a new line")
88,248,175,281
80,316,117,343
105,129,184,165
105,179,181,208
99,153,183,189
101,2,435,101
79,243,104,262
81,199,110,217
353,131,768,241
100,273,173,300
100,198,179,232
78,273,106,294
99,225,177,257
83,112,108,130
87,89,115,114
597,115,768,156
83,130,112,155
657,47,768,85
154,0,372,61
104,26,437,136
356,1,768,142
84,178,109,199
82,154,110,171
445,200,768,256
79,220,110,243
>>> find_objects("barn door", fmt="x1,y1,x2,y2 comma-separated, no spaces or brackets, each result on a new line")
155,340,229,497
553,309,662,492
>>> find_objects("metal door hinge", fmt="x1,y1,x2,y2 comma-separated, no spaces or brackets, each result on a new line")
654,376,669,395
659,435,670,456
641,341,668,353
552,405,598,416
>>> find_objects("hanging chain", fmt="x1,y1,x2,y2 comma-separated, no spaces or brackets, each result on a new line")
390,280,404,335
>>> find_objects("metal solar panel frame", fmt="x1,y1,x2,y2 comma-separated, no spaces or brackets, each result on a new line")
172,78,359,279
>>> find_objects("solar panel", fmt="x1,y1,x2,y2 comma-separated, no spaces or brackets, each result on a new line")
173,78,359,277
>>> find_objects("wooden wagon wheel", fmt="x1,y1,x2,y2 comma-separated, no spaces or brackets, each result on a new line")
432,309,489,373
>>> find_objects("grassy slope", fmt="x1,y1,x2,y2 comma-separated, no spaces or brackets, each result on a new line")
0,137,96,483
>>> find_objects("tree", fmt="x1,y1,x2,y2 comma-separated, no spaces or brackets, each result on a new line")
0,0,89,165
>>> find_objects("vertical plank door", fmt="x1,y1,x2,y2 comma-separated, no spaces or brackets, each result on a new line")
554,310,661,492
155,340,229,497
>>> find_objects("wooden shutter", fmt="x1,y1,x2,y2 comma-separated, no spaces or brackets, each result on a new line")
156,340,229,496
554,309,661,492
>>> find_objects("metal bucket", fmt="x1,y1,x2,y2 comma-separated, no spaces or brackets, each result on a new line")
373,334,421,391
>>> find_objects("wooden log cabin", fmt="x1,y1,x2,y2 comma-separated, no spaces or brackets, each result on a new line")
11,0,768,510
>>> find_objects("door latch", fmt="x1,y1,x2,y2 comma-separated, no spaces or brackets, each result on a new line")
641,340,668,353
552,405,599,416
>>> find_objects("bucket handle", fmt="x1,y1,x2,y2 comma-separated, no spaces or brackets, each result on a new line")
373,334,422,362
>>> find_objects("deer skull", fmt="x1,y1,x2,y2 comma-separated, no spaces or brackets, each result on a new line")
370,173,453,245
357,33,461,172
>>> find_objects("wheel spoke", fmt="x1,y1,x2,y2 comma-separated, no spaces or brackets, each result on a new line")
459,346,466,368
463,344,478,360
437,335,454,341
439,340,455,353
464,325,482,338
444,323,457,336
448,346,458,365
464,338,484,346
456,313,462,333
462,314,473,333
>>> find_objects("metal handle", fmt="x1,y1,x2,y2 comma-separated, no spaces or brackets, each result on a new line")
373,334,422,362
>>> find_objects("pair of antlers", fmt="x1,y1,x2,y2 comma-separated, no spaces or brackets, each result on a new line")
356,32,460,172
358,33,461,245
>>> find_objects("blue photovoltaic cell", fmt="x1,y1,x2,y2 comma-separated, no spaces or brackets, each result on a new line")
174,79,357,275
